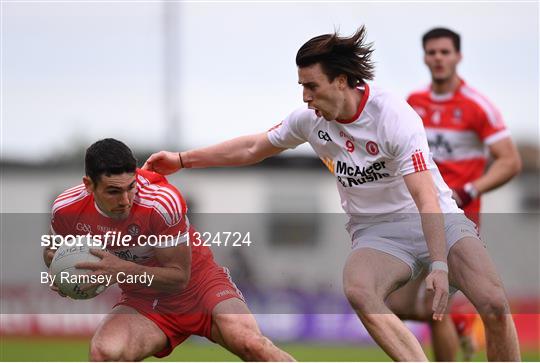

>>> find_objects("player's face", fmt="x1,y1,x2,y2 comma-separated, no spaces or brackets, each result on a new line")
84,173,137,220
424,37,462,83
298,63,346,121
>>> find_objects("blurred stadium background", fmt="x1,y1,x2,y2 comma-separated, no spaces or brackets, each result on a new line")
1,2,539,361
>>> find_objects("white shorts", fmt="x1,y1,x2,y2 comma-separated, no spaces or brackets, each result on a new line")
347,213,480,281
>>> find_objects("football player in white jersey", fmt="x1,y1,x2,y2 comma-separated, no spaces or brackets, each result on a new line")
143,26,520,361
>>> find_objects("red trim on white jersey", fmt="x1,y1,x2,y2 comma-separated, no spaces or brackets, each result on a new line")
412,150,427,172
336,84,370,124
268,122,283,132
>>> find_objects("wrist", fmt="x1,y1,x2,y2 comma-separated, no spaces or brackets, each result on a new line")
464,182,479,200
179,151,191,169
178,152,185,169
430,260,448,273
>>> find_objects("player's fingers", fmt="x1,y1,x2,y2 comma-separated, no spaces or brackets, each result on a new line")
142,160,152,171
88,248,107,258
425,275,434,292
75,261,101,270
432,286,448,321
142,152,161,170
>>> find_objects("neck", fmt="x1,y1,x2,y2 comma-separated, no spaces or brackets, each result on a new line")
338,88,362,120
431,74,461,95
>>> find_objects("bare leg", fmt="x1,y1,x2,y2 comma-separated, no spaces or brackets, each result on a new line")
210,298,295,361
448,237,521,361
430,316,460,361
89,305,168,361
343,248,428,361
387,274,460,361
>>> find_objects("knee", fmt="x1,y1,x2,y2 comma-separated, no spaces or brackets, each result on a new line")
89,338,135,362
475,291,510,323
343,284,381,313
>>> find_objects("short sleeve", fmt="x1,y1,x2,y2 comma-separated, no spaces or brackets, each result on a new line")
267,109,311,149
471,99,509,145
148,186,190,248
384,97,433,176
50,212,70,236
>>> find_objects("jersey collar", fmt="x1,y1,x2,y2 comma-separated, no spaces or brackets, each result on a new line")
429,78,465,102
336,83,370,124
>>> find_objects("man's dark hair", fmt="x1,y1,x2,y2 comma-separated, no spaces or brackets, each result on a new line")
296,26,375,87
422,27,461,52
85,138,137,183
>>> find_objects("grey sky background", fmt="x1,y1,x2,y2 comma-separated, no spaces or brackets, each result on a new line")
2,1,538,161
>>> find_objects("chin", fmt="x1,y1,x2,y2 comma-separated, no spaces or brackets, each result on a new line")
111,210,130,220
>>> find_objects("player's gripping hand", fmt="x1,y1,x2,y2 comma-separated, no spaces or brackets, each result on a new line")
452,188,472,208
425,263,449,321
43,246,55,267
75,248,130,291
452,183,479,208
143,151,183,175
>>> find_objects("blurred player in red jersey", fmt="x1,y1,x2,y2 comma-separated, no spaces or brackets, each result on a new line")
387,28,522,361
43,138,294,362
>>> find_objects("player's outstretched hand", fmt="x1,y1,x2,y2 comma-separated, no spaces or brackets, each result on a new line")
425,269,449,321
143,151,182,175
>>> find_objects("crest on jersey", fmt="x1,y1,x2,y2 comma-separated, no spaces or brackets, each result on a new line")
365,141,379,156
127,224,141,237
452,107,463,123
431,110,441,125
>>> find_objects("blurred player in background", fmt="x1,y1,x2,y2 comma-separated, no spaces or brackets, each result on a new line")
143,26,521,361
43,138,293,362
387,27,522,361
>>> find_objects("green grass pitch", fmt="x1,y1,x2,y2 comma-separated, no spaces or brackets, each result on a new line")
1,337,539,361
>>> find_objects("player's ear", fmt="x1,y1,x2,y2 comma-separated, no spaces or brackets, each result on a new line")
82,176,95,193
337,74,347,90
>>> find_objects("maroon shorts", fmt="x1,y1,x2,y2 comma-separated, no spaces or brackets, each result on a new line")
115,265,244,358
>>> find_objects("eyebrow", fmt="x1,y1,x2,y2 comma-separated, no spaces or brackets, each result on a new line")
105,181,136,191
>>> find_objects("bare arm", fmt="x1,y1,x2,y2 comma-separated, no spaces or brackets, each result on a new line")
404,170,446,263
473,137,522,194
404,170,449,320
143,132,285,175
78,244,191,293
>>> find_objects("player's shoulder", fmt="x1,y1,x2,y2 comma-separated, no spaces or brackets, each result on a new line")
367,85,405,107
51,184,90,216
458,82,504,126
366,85,415,119
406,85,431,102
459,82,498,109
135,169,186,226
287,107,318,123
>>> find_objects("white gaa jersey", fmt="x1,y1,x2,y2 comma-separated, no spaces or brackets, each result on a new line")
268,84,461,218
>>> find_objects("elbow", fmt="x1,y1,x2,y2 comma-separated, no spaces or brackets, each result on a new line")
169,270,191,293
511,156,522,177
245,146,267,165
